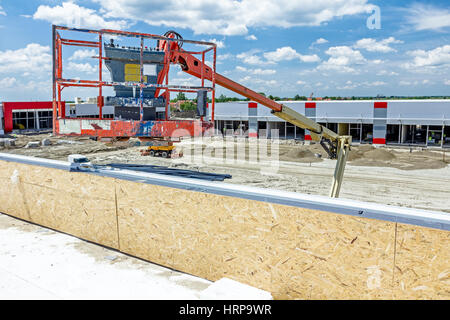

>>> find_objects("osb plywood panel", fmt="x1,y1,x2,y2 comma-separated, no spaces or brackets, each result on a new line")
115,179,396,299
393,224,450,299
0,160,119,249
1,159,448,299
0,163,35,221
269,206,395,299
0,176,31,221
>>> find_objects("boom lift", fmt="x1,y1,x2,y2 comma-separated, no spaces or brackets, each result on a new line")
52,26,350,198
157,32,352,198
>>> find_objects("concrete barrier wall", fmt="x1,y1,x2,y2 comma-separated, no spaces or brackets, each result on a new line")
0,156,448,299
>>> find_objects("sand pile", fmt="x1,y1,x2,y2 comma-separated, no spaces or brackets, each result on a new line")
347,145,374,161
363,148,396,161
287,149,316,159
358,145,376,153
279,147,323,163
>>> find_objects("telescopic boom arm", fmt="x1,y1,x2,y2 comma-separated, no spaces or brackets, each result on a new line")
161,36,352,197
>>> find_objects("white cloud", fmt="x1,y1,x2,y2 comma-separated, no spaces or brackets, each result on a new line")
406,4,450,31
93,0,375,35
354,37,403,53
67,62,98,74
239,75,277,88
23,79,52,97
201,38,225,49
364,81,386,87
33,2,128,30
337,80,358,90
445,80,450,86
235,66,276,75
317,46,366,73
0,43,51,74
296,80,306,85
399,80,423,86
171,77,201,86
218,53,232,61
210,39,225,49
69,49,97,61
0,77,17,88
0,5,5,16
376,70,399,76
403,45,450,69
264,46,320,63
236,50,271,65
313,38,328,45
239,75,252,82
252,68,276,75
245,35,257,40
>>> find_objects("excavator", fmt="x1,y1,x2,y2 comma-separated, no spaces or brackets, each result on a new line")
155,31,352,198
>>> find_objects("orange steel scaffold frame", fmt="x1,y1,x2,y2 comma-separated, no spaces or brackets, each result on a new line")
52,25,217,135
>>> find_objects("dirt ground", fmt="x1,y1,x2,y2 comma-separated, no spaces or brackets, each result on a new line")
2,132,450,213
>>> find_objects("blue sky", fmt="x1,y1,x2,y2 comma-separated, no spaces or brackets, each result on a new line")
0,0,449,101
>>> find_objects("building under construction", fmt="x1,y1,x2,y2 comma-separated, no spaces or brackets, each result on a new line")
0,25,449,300
3,99,450,148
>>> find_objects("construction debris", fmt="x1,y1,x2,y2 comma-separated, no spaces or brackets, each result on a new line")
25,141,40,148
100,163,231,181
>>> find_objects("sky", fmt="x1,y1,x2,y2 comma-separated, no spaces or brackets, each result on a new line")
0,0,449,101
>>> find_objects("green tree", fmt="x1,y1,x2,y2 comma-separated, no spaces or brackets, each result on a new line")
180,101,196,111
176,92,187,101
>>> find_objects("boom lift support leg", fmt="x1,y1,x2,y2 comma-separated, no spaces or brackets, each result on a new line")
329,136,351,198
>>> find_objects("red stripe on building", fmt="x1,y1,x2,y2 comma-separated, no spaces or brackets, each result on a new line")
305,102,316,109
248,132,258,138
305,134,312,141
2,101,60,133
372,138,386,144
248,102,257,108
374,102,387,109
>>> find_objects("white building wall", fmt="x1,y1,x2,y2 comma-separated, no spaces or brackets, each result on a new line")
212,100,450,125
386,100,450,125
212,101,252,120
315,101,373,124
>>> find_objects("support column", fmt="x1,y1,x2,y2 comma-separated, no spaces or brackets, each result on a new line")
401,124,408,144
0,106,4,135
248,102,258,138
338,123,349,136
35,111,40,130
373,102,387,145
304,102,316,143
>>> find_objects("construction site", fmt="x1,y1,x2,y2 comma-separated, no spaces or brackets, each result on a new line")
0,25,449,300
